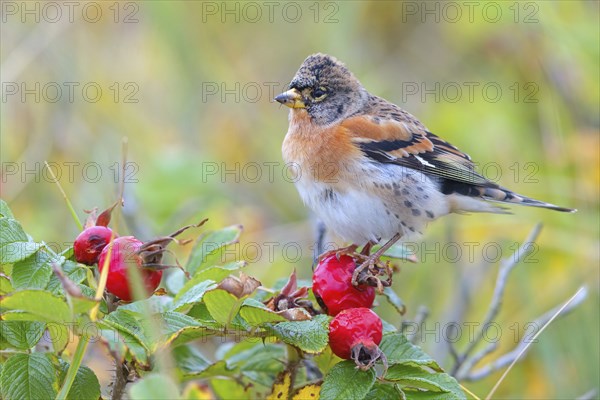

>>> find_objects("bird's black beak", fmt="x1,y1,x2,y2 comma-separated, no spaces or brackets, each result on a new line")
274,88,305,109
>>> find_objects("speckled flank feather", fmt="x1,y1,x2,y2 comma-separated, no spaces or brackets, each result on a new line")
278,53,576,245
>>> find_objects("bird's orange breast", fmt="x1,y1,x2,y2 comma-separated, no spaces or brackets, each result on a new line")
282,111,363,184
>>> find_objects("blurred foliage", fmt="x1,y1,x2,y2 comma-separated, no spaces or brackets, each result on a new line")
1,1,598,398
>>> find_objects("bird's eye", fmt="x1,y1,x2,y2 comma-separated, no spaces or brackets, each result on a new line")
312,86,327,100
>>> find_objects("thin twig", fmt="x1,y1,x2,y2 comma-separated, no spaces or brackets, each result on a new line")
576,389,598,400
403,305,429,344
461,287,586,382
459,383,481,400
45,161,83,231
452,224,543,375
458,342,497,379
484,287,587,399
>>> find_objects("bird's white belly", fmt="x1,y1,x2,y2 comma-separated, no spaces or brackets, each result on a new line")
301,184,398,244
295,167,449,245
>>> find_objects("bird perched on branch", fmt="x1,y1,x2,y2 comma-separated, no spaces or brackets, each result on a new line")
275,53,575,288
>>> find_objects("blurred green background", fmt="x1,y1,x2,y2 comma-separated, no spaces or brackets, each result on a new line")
1,1,598,398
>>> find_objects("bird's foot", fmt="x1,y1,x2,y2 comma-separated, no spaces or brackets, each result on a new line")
351,233,402,292
351,255,393,293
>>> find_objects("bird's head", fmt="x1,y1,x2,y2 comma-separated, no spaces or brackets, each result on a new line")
275,54,368,125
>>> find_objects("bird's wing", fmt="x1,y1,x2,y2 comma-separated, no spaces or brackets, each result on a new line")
341,97,575,213
342,108,495,188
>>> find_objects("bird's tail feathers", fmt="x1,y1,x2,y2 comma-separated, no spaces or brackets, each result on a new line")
479,186,576,213
448,186,576,214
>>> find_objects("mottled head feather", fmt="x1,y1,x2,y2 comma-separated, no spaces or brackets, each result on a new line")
288,54,368,125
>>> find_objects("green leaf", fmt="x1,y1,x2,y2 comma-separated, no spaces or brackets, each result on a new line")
382,287,406,315
0,200,14,218
272,315,329,354
313,346,340,375
47,322,70,353
59,246,74,261
98,327,149,366
385,365,465,399
120,295,174,314
187,302,215,322
0,353,59,400
1,242,41,264
46,260,87,295
172,279,217,311
101,309,152,348
183,360,238,379
70,295,99,316
382,319,399,335
97,310,151,365
1,290,72,322
173,344,211,375
204,289,244,326
382,242,417,262
165,269,186,294
193,261,246,283
185,225,242,275
129,373,180,400
211,378,250,399
158,312,203,346
401,390,464,400
167,326,219,348
0,273,13,294
0,321,45,350
11,247,62,289
0,217,40,264
367,383,405,400
59,363,101,400
168,261,245,299
240,298,287,326
320,360,376,400
227,342,285,374
380,334,442,371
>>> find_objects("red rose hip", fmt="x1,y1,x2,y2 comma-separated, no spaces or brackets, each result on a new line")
312,254,375,316
329,308,384,370
98,236,162,301
74,226,115,265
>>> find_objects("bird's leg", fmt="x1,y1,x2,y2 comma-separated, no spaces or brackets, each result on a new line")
352,233,402,290
312,220,328,269
360,241,374,256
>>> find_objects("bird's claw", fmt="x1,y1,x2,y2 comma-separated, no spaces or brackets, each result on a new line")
351,257,393,294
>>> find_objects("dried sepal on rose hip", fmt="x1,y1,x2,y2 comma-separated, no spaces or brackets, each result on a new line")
136,219,208,276
328,308,386,370
74,201,121,265
264,270,318,320
312,254,375,316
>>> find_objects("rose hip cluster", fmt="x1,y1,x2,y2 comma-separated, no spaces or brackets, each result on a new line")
312,255,385,370
74,207,163,301
73,206,200,302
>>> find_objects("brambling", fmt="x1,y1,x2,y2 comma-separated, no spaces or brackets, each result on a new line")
275,54,575,287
